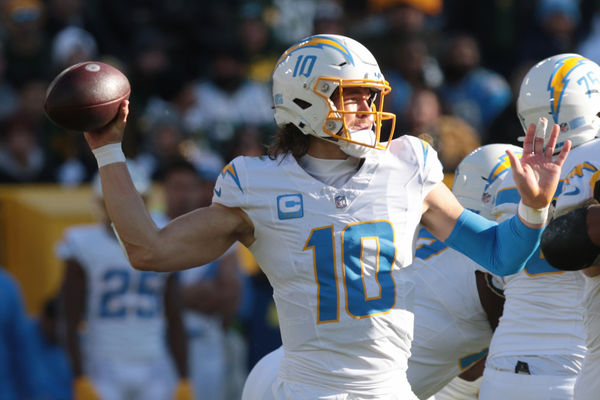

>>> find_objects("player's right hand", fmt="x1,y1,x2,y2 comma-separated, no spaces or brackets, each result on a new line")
83,100,129,150
74,376,101,400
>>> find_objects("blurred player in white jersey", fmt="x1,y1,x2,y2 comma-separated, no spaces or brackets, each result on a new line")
82,34,567,398
541,162,600,400
407,144,519,399
158,157,243,400
58,162,192,400
479,53,600,399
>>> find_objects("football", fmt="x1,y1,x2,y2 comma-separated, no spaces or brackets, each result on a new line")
44,61,130,132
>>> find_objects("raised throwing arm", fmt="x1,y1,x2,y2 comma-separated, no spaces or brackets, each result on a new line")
84,101,255,272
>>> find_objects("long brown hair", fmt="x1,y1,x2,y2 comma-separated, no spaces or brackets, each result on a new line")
267,124,311,160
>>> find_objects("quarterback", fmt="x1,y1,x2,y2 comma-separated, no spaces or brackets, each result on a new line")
241,144,518,400
83,35,568,398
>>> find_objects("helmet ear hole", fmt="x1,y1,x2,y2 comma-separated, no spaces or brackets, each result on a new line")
293,99,312,110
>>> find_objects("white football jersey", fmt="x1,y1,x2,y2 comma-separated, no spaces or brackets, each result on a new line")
213,135,443,396
57,222,171,364
178,261,223,341
486,140,600,367
575,274,600,400
554,143,600,215
554,157,600,400
406,228,493,399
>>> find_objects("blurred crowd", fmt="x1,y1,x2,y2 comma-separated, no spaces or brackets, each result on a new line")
2,0,600,398
1,0,600,184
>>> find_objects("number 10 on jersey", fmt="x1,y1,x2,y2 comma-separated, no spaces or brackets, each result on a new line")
304,221,397,323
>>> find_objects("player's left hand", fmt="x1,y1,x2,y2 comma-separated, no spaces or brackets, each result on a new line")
172,379,195,400
507,117,570,209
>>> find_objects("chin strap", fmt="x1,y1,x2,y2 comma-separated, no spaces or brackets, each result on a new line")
338,129,377,158
563,131,599,149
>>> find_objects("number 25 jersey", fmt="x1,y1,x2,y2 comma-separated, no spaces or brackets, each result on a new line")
212,135,443,394
57,221,171,364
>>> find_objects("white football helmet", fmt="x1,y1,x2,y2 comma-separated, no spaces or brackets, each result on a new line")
452,144,522,220
272,34,396,157
92,160,151,198
517,53,600,152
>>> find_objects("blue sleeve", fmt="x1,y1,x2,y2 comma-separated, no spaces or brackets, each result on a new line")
444,209,542,276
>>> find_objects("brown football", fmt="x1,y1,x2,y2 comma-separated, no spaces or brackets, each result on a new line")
44,61,130,132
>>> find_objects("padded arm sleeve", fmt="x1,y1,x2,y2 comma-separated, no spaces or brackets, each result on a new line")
541,206,600,271
444,209,541,276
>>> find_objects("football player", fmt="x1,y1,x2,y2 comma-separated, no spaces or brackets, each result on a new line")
58,162,192,400
241,144,518,400
158,157,243,400
479,53,600,399
407,144,518,399
541,162,600,400
83,34,567,398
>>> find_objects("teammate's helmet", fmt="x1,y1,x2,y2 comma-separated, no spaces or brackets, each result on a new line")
517,53,600,152
272,34,396,157
92,160,151,198
452,144,522,220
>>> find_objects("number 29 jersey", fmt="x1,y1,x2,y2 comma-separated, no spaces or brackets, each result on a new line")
212,135,443,395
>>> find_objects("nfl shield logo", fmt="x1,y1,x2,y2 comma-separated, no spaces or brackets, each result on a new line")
335,194,347,209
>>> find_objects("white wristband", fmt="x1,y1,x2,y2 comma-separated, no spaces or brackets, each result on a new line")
92,143,126,168
518,200,549,225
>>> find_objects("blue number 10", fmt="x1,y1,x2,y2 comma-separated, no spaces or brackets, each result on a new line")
304,221,396,323
293,55,317,77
